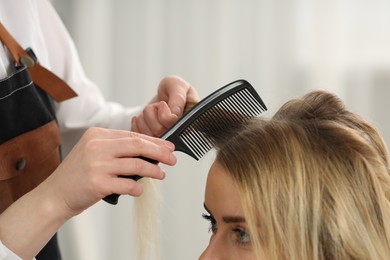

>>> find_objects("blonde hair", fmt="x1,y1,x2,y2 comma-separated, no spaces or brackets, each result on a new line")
134,178,161,260
215,90,390,260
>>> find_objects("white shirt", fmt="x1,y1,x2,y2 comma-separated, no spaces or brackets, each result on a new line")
0,241,22,260
0,0,141,259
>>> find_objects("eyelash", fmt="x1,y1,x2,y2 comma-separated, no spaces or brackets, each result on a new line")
202,213,251,246
202,213,217,233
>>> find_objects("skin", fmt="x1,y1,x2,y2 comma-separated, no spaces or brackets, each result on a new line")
199,162,256,260
131,75,199,136
0,128,177,259
0,75,198,259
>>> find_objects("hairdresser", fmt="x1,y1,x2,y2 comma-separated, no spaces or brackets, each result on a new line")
0,1,198,260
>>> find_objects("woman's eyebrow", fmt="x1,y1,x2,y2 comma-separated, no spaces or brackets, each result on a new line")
222,216,246,223
204,203,246,223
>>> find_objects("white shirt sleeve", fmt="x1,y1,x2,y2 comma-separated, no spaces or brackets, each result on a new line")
36,0,144,153
0,0,143,154
0,241,33,260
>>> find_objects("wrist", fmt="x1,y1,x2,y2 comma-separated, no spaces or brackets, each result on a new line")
0,180,72,259
37,173,81,220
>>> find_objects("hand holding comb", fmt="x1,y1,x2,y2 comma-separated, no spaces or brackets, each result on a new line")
103,79,267,204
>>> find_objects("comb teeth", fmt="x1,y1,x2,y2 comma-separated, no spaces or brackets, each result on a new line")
179,88,266,159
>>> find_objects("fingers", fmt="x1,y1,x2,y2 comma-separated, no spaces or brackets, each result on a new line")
131,104,159,136
109,157,168,178
79,128,176,168
98,134,176,197
157,75,199,117
100,157,167,197
51,127,177,212
95,136,176,165
133,76,199,136
131,101,178,136
83,127,173,148
109,177,144,197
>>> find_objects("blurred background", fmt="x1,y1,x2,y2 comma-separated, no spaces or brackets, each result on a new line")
51,0,390,259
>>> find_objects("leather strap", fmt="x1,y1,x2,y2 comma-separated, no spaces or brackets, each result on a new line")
0,21,77,102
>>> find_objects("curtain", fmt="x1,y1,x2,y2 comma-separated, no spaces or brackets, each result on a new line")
52,0,390,259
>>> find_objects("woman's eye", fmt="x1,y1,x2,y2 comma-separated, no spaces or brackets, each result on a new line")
232,227,251,246
202,213,217,233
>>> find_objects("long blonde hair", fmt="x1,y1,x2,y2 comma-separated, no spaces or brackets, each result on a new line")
215,90,390,259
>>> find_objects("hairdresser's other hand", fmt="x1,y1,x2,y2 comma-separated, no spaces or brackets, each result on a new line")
131,76,199,136
42,127,176,217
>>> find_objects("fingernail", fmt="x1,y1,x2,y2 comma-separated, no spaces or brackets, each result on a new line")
172,106,181,116
170,153,177,164
165,141,175,150
161,169,166,179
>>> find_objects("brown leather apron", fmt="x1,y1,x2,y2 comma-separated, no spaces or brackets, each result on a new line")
0,22,77,259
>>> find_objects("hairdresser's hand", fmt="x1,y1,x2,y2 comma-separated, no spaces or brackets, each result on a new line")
131,75,199,136
43,127,176,216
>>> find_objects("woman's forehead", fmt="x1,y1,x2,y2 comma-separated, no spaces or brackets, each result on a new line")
205,162,244,217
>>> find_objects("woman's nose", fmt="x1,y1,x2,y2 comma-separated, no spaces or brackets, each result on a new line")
198,235,226,260
199,243,213,260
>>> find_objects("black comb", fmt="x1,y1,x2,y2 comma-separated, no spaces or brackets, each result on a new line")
103,79,267,204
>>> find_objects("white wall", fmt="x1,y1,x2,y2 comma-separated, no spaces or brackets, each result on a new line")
52,0,390,259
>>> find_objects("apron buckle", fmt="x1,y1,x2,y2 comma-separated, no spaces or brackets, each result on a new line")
19,47,37,68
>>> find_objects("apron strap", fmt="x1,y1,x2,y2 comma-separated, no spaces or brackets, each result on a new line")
0,21,77,102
